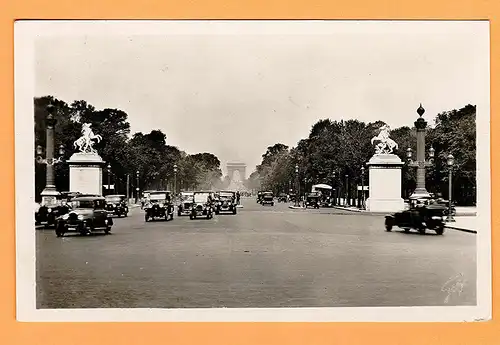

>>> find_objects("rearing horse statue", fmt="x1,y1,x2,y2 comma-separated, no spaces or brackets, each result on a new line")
370,124,398,154
73,123,102,154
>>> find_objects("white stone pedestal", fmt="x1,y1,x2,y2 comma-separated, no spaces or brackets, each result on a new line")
68,153,105,196
365,154,404,213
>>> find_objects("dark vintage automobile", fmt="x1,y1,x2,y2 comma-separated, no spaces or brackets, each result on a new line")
144,191,174,222
256,191,264,204
277,193,288,203
261,191,274,206
320,196,334,208
177,192,195,216
190,191,215,219
305,192,321,209
385,198,447,235
215,191,237,215
55,196,113,237
35,192,80,227
105,194,129,217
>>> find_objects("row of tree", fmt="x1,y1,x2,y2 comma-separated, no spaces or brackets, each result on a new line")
247,104,476,206
34,96,225,201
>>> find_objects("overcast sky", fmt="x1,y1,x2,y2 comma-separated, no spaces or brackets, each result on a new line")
34,21,488,177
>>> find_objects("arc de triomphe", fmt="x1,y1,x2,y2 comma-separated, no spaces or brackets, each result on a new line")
227,162,246,183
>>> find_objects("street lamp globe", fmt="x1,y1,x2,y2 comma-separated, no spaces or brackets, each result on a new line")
107,164,111,171
406,147,412,159
429,146,435,158
295,165,299,173
361,166,365,173
447,154,455,166
58,144,65,156
36,145,43,155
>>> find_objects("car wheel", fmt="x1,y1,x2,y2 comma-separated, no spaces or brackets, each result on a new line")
178,211,182,217
105,226,111,235
435,226,445,235
385,218,393,232
233,209,237,215
55,227,65,237
271,202,274,206
145,215,149,222
404,228,410,233
418,227,426,235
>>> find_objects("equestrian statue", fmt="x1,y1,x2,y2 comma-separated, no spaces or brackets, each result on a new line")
370,124,398,154
73,123,102,154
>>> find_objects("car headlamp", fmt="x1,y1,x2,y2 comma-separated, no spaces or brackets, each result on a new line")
62,214,69,220
47,208,52,213
159,203,164,208
77,214,84,220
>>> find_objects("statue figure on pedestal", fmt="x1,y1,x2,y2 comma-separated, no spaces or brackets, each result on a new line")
73,123,102,154
370,124,399,154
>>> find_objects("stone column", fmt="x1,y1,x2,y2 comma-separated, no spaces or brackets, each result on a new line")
410,104,431,198
40,105,60,205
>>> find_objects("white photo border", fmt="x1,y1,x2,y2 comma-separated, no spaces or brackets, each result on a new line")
15,20,491,322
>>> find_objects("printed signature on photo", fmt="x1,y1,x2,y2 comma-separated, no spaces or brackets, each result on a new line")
441,273,466,304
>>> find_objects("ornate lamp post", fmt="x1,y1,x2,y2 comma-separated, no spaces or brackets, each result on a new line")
173,164,178,200
344,174,349,206
406,104,435,199
331,171,336,206
361,166,366,209
295,164,299,207
446,154,455,222
36,103,65,205
106,164,111,195
136,170,140,203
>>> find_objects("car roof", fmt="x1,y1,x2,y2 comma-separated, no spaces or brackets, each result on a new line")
72,196,106,201
149,190,171,194
105,194,125,197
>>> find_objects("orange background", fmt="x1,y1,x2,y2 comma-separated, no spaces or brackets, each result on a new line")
0,0,497,344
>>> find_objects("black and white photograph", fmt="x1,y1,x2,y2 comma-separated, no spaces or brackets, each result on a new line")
15,20,490,322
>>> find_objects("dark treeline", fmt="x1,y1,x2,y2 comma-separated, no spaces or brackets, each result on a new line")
247,105,476,206
34,96,225,201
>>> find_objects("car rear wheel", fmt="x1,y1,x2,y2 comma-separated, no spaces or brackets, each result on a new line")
418,227,426,235
105,226,111,235
145,214,149,222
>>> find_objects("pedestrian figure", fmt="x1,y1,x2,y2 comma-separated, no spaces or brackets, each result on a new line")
236,191,241,205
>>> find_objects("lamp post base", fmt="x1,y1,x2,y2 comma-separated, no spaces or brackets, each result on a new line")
41,186,60,206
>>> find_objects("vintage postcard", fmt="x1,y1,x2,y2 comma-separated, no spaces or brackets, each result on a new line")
15,20,491,321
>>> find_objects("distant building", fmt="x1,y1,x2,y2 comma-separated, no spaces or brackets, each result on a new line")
226,162,246,181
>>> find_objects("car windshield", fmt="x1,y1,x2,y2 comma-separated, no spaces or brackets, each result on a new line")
264,193,273,197
150,193,167,201
73,200,95,209
105,196,123,202
194,193,210,203
219,192,234,198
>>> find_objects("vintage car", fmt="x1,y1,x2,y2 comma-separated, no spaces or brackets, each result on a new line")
178,192,195,216
55,196,113,237
144,191,174,222
35,192,79,227
105,194,129,217
277,193,288,203
261,191,274,206
215,191,237,215
256,191,264,203
320,196,334,208
305,192,321,209
190,191,215,219
385,198,447,235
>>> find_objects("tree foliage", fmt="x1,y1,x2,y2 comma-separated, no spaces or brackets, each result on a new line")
250,105,477,205
34,96,224,200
